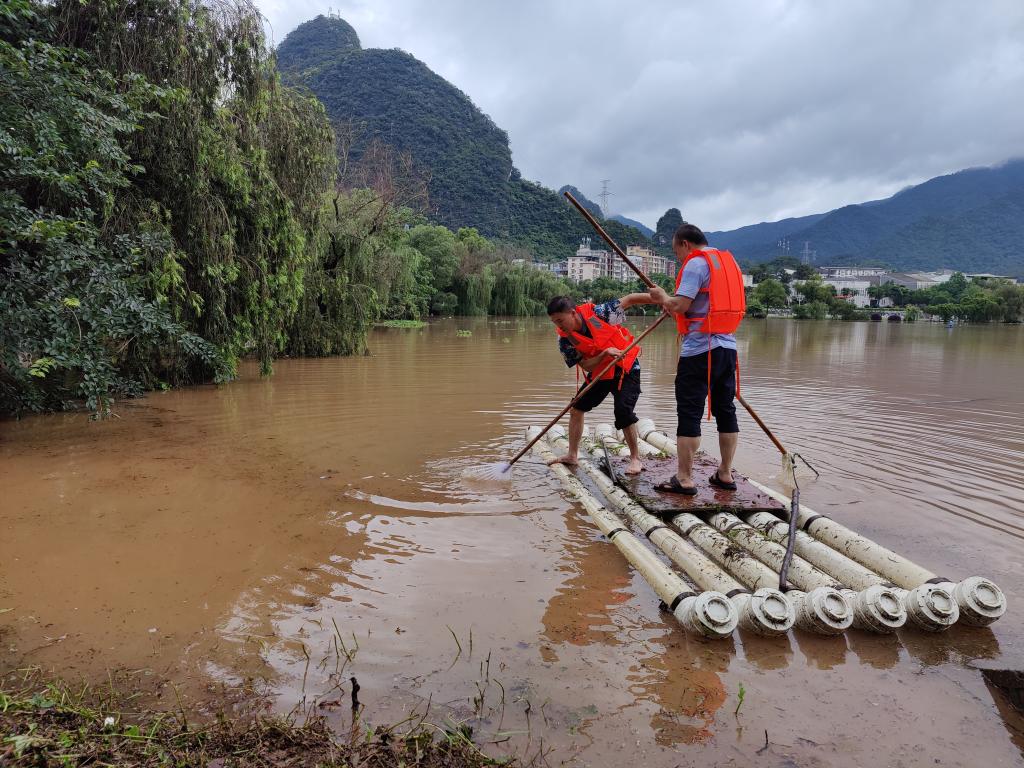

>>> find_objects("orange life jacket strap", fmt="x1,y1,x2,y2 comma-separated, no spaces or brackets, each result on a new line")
705,336,712,421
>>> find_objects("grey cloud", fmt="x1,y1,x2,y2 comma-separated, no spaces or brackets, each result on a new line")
258,0,1024,231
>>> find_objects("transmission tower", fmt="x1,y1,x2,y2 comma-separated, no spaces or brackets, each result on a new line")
598,179,613,217
801,241,813,264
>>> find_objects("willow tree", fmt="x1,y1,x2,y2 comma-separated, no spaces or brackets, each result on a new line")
287,189,422,356
2,0,340,416
52,0,336,376
1,0,223,415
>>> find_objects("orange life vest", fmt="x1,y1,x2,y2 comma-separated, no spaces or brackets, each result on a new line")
673,248,746,419
556,302,641,383
673,248,746,335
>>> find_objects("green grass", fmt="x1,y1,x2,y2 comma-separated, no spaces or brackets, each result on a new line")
0,668,512,767
375,319,427,329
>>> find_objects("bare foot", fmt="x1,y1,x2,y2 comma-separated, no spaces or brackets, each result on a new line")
547,454,578,467
715,468,734,483
624,458,643,475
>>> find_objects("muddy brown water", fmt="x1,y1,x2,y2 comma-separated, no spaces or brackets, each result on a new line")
2,317,1023,766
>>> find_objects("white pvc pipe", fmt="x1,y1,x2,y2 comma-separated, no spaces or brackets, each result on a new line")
710,512,906,634
527,428,738,639
594,423,661,458
669,511,852,635
744,480,1003,628
552,432,795,637
745,514,937,634
637,418,1005,629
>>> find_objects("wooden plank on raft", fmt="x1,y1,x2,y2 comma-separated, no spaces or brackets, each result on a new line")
603,455,787,516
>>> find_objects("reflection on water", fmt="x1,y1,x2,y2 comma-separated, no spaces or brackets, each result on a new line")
2,317,1024,766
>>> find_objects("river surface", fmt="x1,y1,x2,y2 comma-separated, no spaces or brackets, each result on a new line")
3,317,1024,767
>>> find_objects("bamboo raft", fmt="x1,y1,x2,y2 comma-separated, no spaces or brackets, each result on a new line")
531,420,1007,641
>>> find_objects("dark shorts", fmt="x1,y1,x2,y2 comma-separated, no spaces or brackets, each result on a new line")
572,367,641,430
676,347,739,437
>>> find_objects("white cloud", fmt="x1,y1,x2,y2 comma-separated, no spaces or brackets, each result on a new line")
257,0,1024,231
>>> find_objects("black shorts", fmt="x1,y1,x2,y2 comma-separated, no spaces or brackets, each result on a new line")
572,367,641,430
675,348,738,437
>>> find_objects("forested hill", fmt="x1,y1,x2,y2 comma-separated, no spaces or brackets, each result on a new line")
276,16,651,260
708,160,1024,275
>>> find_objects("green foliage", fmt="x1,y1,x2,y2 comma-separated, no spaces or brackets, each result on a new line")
278,16,654,262
287,190,419,357
746,256,801,283
654,208,684,247
827,298,859,321
1,0,338,416
752,279,789,309
275,15,361,75
558,185,603,218
745,299,767,318
734,682,746,716
376,319,425,328
793,301,828,320
872,272,1024,324
794,275,836,305
0,0,223,415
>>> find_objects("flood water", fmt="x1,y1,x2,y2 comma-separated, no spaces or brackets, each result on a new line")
3,317,1024,767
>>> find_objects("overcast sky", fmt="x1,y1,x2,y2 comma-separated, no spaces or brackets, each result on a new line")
256,1,1024,231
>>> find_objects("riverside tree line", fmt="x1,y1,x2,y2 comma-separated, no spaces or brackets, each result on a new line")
2,1,1021,418
0,0,585,417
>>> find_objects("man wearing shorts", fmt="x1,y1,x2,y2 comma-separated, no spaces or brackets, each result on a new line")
545,293,651,475
647,223,740,495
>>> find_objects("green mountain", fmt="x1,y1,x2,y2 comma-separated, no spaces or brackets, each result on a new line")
709,160,1024,276
558,185,603,218
610,214,654,238
276,16,650,260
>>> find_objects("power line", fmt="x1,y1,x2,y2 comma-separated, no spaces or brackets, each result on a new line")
598,179,613,217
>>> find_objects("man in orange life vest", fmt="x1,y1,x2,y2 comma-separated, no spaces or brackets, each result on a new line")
644,223,746,495
546,293,653,475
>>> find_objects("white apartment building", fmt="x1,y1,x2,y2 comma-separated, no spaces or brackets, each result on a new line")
626,245,676,278
822,278,872,307
567,254,602,282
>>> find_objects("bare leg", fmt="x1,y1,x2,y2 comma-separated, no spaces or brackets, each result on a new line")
548,408,584,467
717,432,738,482
622,423,642,475
676,435,700,488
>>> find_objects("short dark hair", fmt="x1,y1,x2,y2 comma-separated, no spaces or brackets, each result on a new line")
673,223,708,247
546,295,574,315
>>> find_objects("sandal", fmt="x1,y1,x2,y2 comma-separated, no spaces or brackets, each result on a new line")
709,470,738,491
654,475,697,496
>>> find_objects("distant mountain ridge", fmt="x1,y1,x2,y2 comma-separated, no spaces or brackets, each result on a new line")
278,17,1023,275
276,16,651,260
708,160,1024,275
610,214,654,238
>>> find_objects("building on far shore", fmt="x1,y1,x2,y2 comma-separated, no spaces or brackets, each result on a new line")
819,266,887,279
884,270,953,290
626,245,675,280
